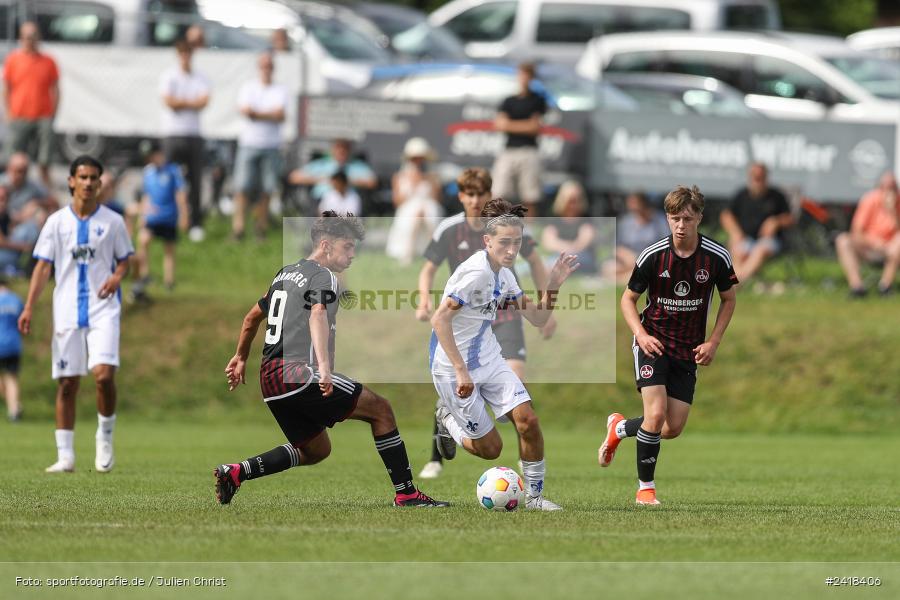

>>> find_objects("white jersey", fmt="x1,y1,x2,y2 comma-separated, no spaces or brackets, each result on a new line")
430,250,522,375
33,205,134,331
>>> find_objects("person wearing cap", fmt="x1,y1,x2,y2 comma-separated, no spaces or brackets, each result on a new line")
131,140,188,303
385,137,444,265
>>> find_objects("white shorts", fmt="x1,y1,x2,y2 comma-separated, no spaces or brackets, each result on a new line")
431,360,532,440
52,321,120,379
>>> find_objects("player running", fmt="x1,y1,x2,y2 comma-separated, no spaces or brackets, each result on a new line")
598,185,737,505
415,167,554,479
19,155,134,473
430,198,578,511
213,212,448,508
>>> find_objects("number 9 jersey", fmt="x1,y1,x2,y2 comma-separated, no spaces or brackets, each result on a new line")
258,259,340,369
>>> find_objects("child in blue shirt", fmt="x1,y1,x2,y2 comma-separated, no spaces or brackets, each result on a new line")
0,277,23,421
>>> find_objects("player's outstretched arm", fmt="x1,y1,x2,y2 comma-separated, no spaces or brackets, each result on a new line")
621,288,663,357
519,252,579,328
18,260,53,335
431,297,473,398
226,303,266,391
694,286,737,366
415,260,438,321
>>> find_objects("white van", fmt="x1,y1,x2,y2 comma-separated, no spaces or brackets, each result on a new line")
577,30,900,123
428,0,781,64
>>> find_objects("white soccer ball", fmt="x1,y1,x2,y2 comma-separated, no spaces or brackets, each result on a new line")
476,466,526,512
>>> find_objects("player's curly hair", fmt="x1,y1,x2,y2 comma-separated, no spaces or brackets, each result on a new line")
311,211,366,244
457,167,492,195
482,197,527,235
663,185,705,215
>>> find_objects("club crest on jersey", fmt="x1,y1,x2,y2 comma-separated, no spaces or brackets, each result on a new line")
695,269,709,283
674,281,690,297
71,245,96,264
94,226,105,237
640,365,654,379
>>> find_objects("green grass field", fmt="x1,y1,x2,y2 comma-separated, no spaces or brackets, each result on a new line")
1,217,897,599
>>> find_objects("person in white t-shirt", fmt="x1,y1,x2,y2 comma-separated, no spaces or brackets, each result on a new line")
232,52,287,240
317,171,361,216
159,39,210,242
18,156,134,474
429,198,578,511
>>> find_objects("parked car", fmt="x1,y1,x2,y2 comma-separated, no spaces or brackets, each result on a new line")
200,0,392,90
577,30,900,122
352,2,468,61
847,27,900,61
362,62,638,112
429,0,781,64
604,72,763,117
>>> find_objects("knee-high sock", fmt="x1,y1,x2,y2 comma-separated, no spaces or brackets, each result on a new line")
239,444,298,481
375,429,415,495
636,427,661,484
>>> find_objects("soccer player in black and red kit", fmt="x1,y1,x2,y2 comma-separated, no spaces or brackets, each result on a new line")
599,185,738,505
212,212,448,507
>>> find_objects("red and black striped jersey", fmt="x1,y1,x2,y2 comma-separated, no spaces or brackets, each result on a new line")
258,259,340,371
627,234,737,360
423,212,537,324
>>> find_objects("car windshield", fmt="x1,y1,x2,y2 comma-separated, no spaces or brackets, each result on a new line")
392,23,467,60
304,14,390,61
825,55,900,100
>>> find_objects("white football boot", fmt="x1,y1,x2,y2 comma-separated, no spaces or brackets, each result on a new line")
95,440,115,473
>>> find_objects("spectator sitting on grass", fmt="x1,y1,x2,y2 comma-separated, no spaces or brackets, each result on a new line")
318,170,361,216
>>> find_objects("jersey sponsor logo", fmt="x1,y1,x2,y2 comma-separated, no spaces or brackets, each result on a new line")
639,364,654,379
71,245,96,264
659,269,670,278
695,269,709,283
674,281,690,297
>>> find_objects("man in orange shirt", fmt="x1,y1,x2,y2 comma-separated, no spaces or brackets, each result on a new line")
835,171,900,297
2,21,59,191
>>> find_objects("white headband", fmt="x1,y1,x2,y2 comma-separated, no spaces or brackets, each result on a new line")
485,213,521,230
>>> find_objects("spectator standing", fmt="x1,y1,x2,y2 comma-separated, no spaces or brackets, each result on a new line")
385,137,443,265
720,163,793,282
288,139,377,209
2,21,59,191
542,181,598,274
159,39,210,242
132,141,188,302
0,276,23,421
492,62,546,214
0,186,33,275
835,171,900,297
233,52,287,240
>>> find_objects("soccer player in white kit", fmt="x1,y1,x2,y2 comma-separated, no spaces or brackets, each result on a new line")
19,156,134,473
429,198,579,511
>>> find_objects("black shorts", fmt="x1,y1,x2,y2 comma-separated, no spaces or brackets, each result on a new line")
492,319,526,362
146,223,178,242
633,345,697,404
0,354,20,374
263,365,362,447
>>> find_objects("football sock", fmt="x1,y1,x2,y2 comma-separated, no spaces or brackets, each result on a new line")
636,428,661,483
521,459,546,499
239,444,299,481
55,429,74,464
429,418,443,463
440,412,465,445
639,479,656,490
374,429,415,495
96,413,116,442
618,417,644,439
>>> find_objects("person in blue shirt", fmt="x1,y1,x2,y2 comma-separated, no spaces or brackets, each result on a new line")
0,276,24,421
287,138,377,209
132,141,188,303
